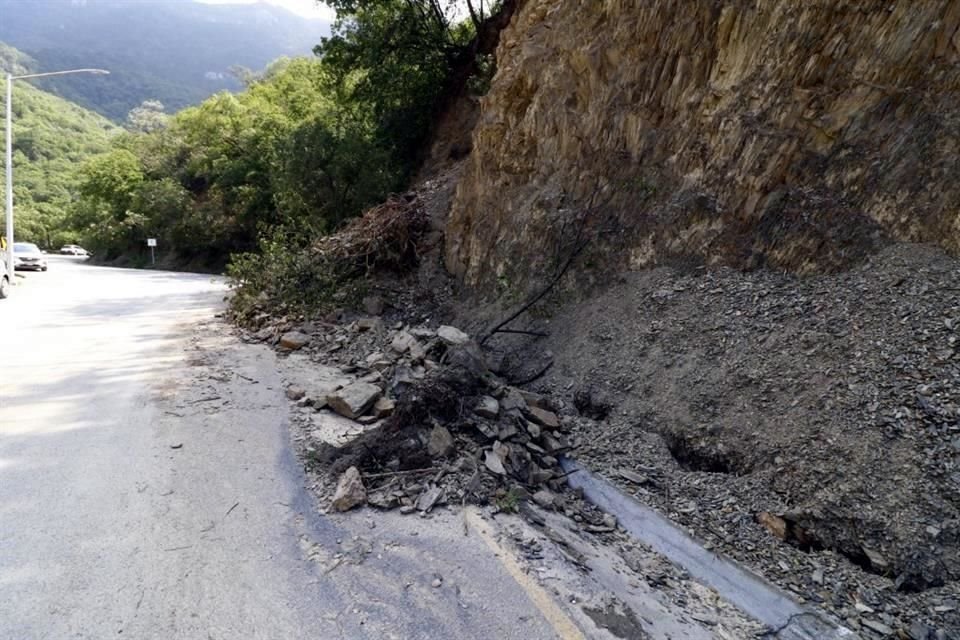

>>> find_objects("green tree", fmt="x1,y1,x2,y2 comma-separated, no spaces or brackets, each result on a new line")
126,100,169,133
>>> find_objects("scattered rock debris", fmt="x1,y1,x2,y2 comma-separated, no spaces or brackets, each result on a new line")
244,315,622,542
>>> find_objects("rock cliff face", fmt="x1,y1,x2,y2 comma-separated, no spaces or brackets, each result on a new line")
445,0,960,294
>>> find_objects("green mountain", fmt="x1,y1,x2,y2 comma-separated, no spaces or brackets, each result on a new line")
1,43,119,248
0,0,330,121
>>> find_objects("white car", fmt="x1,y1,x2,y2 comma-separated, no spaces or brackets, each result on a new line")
13,242,48,271
59,244,89,256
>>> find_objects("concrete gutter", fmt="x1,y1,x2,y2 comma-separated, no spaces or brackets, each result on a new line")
559,457,858,640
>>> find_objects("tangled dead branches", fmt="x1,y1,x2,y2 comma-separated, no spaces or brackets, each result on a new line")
312,192,430,277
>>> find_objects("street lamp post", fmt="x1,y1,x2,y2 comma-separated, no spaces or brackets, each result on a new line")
5,68,109,282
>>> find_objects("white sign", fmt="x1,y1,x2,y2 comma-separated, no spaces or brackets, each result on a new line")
147,238,157,247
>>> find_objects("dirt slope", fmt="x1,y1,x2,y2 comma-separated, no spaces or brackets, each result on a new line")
496,243,960,635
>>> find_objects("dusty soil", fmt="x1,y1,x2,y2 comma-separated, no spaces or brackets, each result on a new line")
492,243,960,638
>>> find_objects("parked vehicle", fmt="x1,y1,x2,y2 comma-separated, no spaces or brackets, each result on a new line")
0,256,9,299
59,244,89,256
13,242,48,271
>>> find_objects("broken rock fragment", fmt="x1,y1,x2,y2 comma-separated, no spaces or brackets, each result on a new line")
279,331,310,350
474,395,500,419
331,466,366,511
391,330,417,353
373,396,395,419
427,425,455,457
286,385,306,401
484,449,507,475
500,388,527,414
437,325,470,345
756,511,788,540
525,406,560,429
327,382,382,420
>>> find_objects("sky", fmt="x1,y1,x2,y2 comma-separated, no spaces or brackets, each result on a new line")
195,0,336,21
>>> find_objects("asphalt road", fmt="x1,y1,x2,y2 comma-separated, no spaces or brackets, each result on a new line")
0,257,587,640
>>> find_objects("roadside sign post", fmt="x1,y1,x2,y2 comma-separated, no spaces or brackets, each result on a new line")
147,238,156,265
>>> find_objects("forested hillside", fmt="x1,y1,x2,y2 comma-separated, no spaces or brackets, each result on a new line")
0,43,118,248
71,0,493,277
0,0,329,120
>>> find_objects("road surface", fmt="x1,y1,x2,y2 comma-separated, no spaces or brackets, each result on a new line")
0,257,589,639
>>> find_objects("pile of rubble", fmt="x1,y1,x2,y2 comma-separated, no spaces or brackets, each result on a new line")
248,314,619,528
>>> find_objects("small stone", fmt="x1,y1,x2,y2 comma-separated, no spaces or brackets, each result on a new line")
617,469,649,485
862,546,888,569
437,325,469,345
532,490,555,508
525,406,560,429
286,385,306,401
811,568,824,585
861,619,893,636
474,396,500,419
484,449,506,475
416,485,444,512
170,442,183,449
410,327,435,339
500,389,526,413
756,511,788,540
399,505,416,515
498,422,519,440
279,331,310,350
367,491,398,509
520,390,549,409
431,577,442,588
391,330,416,353
474,421,499,439
362,295,384,316
326,382,382,420
526,421,541,439
427,425,455,457
356,317,382,332
409,340,426,361
586,524,616,534
601,514,617,529
373,396,395,418
331,466,366,512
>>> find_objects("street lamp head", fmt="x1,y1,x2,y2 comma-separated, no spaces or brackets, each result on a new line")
11,68,111,81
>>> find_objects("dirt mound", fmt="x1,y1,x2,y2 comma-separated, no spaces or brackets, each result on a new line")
494,243,960,636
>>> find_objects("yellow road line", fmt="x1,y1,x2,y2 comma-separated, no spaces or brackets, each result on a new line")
465,508,587,640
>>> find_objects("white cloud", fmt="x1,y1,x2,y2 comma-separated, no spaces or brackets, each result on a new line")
195,0,336,21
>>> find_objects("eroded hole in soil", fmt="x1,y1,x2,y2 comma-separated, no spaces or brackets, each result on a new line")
574,387,613,420
757,513,946,592
662,433,751,475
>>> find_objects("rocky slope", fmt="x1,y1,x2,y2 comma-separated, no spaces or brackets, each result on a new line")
446,0,960,295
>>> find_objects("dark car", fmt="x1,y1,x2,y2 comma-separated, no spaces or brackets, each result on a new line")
13,242,48,271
